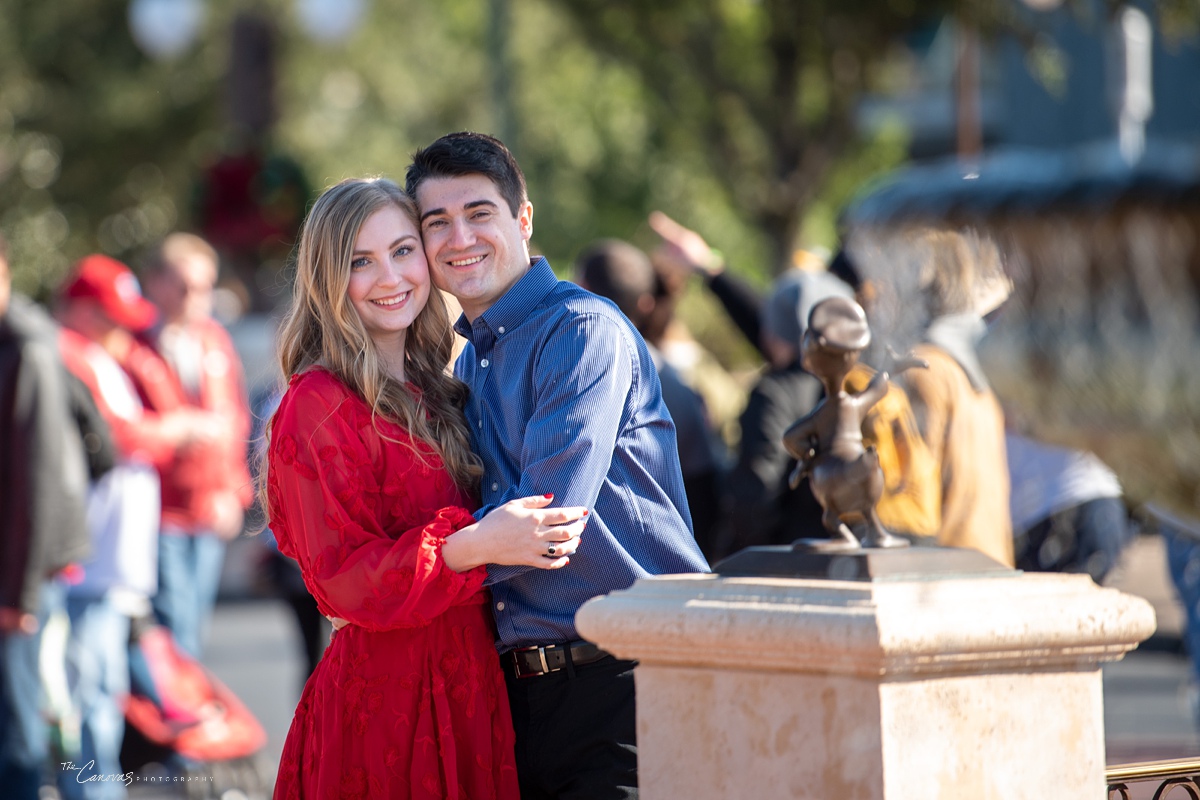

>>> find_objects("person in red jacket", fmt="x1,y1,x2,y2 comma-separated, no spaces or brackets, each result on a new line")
135,233,253,660
55,254,216,798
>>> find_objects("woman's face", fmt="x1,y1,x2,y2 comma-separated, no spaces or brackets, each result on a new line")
347,204,431,351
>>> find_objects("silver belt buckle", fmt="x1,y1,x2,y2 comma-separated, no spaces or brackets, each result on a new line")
513,645,551,678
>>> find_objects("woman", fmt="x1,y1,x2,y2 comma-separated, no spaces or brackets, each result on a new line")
263,178,586,799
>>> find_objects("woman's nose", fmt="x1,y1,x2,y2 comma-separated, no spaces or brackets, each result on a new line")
378,260,403,287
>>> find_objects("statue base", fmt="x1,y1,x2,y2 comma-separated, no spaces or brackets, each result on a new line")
576,569,1156,800
713,542,1014,581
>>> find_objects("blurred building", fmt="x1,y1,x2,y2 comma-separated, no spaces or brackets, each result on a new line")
842,4,1200,526
858,3,1200,159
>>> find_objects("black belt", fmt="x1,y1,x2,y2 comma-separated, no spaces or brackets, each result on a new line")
506,641,610,679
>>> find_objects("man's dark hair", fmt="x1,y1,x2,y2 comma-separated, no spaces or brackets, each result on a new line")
574,240,655,330
827,247,862,293
405,132,527,217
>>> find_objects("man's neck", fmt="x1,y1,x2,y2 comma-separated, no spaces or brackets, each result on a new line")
459,256,536,323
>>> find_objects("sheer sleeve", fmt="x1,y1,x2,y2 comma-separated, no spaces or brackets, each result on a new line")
266,375,486,632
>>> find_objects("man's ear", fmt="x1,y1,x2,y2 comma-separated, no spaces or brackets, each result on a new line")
636,293,656,317
518,201,534,243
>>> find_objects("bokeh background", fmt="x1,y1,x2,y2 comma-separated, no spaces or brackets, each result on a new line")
3,0,1199,512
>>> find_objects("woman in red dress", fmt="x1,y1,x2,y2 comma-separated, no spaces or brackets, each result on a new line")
263,178,587,799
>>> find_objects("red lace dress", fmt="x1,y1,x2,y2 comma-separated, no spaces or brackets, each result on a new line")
267,369,518,800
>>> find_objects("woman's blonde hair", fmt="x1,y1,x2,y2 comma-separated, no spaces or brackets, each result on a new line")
262,177,481,502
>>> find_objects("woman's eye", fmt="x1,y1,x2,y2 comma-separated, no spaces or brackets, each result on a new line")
394,245,413,258
351,257,369,270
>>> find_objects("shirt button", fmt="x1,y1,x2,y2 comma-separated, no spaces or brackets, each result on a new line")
480,358,489,368
496,602,505,611
498,326,506,334
491,482,499,491
478,419,483,428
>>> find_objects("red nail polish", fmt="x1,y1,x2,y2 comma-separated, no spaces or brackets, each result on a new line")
583,510,589,516
544,493,554,499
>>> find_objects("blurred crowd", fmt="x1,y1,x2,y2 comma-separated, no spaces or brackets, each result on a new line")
2,212,1194,797
576,214,1138,576
1,232,253,798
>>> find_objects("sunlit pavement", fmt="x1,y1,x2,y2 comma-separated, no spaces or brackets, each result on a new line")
1102,534,1198,763
116,534,1195,798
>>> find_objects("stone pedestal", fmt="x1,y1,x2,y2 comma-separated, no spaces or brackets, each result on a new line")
575,570,1155,799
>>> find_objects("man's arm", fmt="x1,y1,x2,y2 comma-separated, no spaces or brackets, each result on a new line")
484,313,635,583
649,210,765,355
11,341,88,617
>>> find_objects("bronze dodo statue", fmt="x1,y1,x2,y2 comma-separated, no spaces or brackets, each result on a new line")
781,297,912,551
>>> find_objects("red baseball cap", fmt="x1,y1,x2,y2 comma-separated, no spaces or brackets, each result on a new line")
61,254,158,332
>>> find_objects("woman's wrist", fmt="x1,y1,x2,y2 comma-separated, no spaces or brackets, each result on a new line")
440,522,485,573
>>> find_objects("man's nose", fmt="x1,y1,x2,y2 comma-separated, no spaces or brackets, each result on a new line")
448,217,475,249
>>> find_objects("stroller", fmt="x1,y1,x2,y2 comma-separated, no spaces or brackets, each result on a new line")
122,618,271,799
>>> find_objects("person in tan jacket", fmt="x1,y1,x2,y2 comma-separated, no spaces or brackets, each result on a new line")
898,227,1014,567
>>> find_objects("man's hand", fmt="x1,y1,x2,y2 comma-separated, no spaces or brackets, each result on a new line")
0,606,38,634
161,408,225,449
648,211,725,278
210,491,246,540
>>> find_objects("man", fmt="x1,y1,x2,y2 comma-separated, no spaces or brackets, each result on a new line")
137,233,253,660
56,254,213,797
0,234,91,799
648,213,857,554
1006,431,1129,582
724,271,855,553
574,239,727,560
406,132,709,799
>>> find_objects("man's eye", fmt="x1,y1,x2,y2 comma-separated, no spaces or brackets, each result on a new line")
424,219,446,230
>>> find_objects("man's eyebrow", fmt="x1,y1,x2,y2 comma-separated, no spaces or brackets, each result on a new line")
418,199,499,223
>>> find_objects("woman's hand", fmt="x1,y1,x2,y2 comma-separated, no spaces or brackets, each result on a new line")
442,494,588,573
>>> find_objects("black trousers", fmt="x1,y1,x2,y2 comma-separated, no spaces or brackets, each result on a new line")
504,654,638,800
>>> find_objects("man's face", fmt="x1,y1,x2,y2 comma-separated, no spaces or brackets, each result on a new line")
148,253,216,326
416,173,533,321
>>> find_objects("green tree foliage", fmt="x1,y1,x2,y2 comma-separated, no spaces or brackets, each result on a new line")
547,0,1028,274
18,0,1189,309
0,0,224,298
273,0,774,286
0,0,777,304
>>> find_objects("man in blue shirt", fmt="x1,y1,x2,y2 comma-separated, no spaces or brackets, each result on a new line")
407,132,709,799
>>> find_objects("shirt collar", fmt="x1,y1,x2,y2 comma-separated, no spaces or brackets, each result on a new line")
453,256,559,340
924,312,990,392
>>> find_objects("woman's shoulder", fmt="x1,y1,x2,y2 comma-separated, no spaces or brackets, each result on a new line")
274,368,361,429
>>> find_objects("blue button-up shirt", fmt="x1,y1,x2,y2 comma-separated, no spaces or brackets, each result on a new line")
454,257,710,651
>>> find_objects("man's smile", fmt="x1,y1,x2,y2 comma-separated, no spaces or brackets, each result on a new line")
448,255,487,268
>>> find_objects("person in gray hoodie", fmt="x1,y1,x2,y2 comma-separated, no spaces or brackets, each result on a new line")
0,234,92,798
